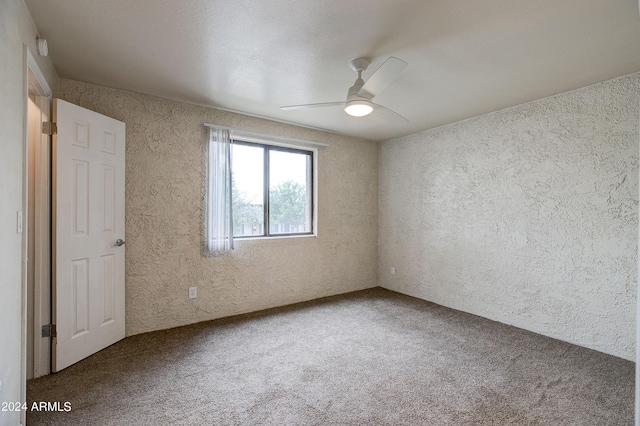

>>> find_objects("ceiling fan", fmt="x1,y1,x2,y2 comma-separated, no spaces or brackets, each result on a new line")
281,57,409,123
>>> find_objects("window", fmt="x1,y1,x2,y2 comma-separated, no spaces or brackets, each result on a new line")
232,141,314,238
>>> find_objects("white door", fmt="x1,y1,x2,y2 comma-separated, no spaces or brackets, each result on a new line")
53,99,126,372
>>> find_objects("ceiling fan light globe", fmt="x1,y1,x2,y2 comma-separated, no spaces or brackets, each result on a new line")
344,100,373,117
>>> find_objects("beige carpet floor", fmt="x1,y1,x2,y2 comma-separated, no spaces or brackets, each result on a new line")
27,287,634,425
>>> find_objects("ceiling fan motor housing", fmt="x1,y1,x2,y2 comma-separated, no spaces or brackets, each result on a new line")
345,73,373,117
347,78,367,99
344,84,373,117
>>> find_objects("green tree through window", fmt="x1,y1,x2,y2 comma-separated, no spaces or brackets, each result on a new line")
232,177,263,236
269,180,308,234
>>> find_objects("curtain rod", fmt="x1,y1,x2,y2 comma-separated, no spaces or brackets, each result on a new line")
204,124,330,148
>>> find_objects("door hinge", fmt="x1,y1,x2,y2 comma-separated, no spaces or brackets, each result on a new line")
41,324,56,338
41,121,57,135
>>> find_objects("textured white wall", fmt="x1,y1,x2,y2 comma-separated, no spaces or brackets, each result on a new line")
0,1,58,424
379,74,639,360
59,79,379,336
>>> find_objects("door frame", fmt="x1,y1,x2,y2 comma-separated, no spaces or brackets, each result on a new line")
22,46,52,401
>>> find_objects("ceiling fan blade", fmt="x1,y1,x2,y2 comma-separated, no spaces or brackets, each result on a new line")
358,57,407,99
280,102,344,110
372,103,409,124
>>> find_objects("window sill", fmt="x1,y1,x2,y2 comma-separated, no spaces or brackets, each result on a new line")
234,233,317,242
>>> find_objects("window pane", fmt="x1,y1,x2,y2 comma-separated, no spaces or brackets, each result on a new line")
232,144,264,236
269,149,312,234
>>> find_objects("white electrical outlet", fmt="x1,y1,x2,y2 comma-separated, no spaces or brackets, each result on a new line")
189,287,197,299
17,211,22,233
390,267,396,275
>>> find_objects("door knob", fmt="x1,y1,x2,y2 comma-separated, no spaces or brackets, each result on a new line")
114,239,125,247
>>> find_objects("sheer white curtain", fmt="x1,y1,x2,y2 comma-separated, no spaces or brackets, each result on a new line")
207,126,233,252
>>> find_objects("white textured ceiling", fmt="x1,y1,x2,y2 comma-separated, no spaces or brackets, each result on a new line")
25,0,640,141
